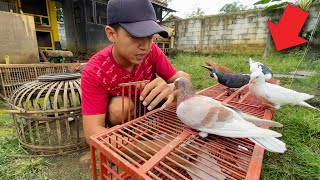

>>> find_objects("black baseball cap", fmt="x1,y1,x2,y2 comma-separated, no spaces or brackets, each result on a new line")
107,0,168,38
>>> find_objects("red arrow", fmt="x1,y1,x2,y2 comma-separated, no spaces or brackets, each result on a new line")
267,4,308,51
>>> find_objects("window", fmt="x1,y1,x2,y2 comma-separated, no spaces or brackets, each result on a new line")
20,0,47,16
86,0,94,23
96,2,107,25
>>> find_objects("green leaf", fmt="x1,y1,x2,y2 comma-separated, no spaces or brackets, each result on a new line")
254,0,272,5
263,2,288,12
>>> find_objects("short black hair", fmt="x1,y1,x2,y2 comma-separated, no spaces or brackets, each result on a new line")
109,23,121,32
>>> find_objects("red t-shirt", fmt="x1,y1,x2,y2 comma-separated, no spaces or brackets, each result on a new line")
81,43,177,115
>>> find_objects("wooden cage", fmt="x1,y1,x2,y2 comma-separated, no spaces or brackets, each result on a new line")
7,73,87,156
0,63,78,98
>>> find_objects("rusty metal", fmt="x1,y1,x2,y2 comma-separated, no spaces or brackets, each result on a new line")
90,80,280,180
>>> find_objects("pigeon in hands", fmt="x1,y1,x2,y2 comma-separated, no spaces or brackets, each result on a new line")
175,77,287,153
202,66,250,89
249,71,317,110
248,58,273,80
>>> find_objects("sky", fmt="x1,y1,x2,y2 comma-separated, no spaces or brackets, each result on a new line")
167,0,296,18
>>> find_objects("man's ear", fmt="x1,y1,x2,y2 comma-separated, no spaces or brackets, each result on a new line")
105,26,116,43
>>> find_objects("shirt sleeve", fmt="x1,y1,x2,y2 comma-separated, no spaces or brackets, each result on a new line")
151,44,177,81
81,68,108,115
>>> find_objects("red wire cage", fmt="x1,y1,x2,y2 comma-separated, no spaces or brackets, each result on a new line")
90,80,280,180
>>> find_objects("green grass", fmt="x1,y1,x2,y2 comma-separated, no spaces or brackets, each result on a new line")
0,99,49,180
170,52,320,179
0,51,319,179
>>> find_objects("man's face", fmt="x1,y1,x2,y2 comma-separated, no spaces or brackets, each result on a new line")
113,27,153,65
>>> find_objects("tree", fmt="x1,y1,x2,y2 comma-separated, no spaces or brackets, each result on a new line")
219,1,248,13
157,0,172,4
254,0,319,12
186,7,205,18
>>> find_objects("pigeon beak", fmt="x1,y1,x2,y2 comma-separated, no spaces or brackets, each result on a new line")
201,65,213,71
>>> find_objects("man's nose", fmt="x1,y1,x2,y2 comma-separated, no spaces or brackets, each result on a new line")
139,37,152,49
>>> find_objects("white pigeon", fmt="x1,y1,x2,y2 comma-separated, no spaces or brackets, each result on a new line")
249,58,273,80
174,77,287,153
249,71,317,110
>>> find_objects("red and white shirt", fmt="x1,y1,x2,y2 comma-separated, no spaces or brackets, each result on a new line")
81,43,177,115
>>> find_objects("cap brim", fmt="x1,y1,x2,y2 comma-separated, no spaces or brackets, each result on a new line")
120,20,168,38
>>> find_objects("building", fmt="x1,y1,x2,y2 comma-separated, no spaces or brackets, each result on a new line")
0,0,176,59
62,0,176,58
0,0,61,51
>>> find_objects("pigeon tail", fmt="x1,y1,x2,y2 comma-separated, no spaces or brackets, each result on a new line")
296,101,318,110
249,137,287,153
197,126,282,138
240,113,283,127
297,93,314,102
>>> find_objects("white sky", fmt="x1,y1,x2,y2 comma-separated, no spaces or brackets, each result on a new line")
168,0,296,18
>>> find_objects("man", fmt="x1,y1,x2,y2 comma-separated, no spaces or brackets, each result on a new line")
81,0,191,144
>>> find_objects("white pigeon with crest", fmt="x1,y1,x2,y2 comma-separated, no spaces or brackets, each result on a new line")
249,58,273,80
249,71,317,110
174,77,286,153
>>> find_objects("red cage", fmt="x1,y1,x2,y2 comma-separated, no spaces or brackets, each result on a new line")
90,80,280,180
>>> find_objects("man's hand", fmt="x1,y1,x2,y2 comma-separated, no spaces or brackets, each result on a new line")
139,77,176,111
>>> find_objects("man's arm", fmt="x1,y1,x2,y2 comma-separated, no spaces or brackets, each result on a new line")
83,114,107,144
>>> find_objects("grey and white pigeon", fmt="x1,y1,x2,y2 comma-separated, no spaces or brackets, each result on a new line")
202,66,250,89
249,71,317,109
175,77,287,153
248,58,273,80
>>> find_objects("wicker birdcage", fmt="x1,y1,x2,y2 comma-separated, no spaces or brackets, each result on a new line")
7,73,87,156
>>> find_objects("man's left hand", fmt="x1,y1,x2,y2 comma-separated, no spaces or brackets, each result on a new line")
139,77,176,111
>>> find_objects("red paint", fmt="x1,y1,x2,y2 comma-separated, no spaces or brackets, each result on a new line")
267,4,309,51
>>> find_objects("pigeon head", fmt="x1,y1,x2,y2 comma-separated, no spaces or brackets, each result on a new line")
210,68,219,80
174,77,196,104
249,71,265,84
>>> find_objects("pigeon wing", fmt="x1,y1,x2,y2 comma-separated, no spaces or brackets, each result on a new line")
265,83,314,104
225,74,250,88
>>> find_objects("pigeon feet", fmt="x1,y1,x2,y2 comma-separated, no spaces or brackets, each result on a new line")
257,103,275,111
185,128,200,135
199,132,209,138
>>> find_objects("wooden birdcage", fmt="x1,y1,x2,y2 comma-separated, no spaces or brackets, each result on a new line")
7,73,87,156
0,63,78,98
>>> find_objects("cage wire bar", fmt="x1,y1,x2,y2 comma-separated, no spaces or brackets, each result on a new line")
90,79,280,180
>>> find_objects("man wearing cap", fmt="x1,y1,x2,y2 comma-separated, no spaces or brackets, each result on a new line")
81,0,191,144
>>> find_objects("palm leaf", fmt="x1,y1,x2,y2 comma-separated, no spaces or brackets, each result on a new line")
263,2,289,12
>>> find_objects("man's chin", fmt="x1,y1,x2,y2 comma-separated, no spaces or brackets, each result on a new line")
132,58,144,64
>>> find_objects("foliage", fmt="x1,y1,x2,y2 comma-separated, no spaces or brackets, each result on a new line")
164,14,176,21
157,0,172,4
254,0,319,12
56,7,63,22
186,7,205,18
219,1,248,13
